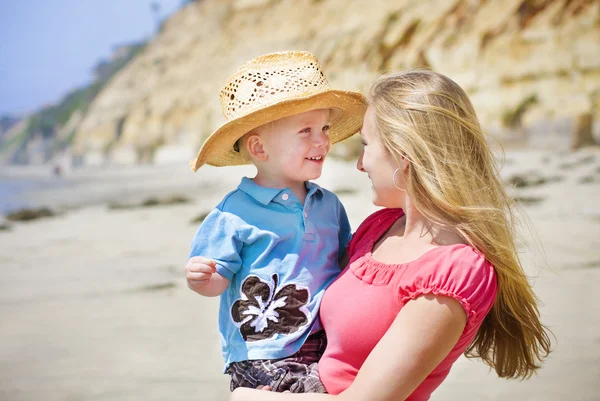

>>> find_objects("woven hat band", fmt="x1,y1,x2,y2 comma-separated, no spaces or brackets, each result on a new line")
219,53,331,121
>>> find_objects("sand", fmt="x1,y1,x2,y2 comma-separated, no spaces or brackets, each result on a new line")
1,148,599,401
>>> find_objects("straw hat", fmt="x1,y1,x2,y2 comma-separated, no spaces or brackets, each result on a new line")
190,51,367,171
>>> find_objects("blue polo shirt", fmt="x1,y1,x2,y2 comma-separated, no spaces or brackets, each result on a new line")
189,177,351,370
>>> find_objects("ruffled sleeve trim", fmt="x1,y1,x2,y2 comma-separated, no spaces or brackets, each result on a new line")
401,287,477,322
396,245,497,329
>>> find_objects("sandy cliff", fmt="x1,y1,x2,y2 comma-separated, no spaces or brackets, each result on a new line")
73,0,600,164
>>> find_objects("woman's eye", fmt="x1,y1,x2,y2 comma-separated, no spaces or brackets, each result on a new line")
360,139,367,146
322,125,330,132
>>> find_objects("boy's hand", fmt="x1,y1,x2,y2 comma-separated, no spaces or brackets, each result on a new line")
185,256,217,292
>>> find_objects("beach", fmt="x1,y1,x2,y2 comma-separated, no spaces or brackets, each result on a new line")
1,148,599,401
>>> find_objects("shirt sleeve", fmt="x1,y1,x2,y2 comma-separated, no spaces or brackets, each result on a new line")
189,208,243,281
397,245,497,325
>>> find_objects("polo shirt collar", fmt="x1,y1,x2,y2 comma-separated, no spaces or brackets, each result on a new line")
239,177,323,205
239,177,284,205
305,181,324,199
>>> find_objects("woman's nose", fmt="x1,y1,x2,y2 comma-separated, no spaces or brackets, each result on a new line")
356,150,365,172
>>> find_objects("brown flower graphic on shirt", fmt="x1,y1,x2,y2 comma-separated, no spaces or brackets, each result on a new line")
231,274,310,342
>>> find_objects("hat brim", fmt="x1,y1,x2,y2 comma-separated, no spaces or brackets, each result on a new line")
190,90,367,171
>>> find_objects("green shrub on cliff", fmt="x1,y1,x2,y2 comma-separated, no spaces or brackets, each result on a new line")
0,42,147,163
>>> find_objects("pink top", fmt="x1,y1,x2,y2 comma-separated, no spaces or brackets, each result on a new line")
318,208,497,400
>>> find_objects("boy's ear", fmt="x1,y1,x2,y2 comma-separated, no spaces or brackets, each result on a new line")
246,133,267,161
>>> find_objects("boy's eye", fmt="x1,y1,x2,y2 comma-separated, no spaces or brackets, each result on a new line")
360,139,367,146
322,125,330,132
300,128,311,134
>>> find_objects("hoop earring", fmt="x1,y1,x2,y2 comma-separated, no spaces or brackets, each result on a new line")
392,168,406,192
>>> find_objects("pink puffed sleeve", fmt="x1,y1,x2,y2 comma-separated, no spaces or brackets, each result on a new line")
397,244,497,327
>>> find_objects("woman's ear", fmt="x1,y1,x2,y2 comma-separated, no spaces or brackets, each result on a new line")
246,133,267,161
399,154,410,172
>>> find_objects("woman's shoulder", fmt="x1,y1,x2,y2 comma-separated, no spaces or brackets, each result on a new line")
399,244,497,320
408,243,495,284
424,243,489,266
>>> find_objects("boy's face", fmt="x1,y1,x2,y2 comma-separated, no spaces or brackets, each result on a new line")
259,109,332,183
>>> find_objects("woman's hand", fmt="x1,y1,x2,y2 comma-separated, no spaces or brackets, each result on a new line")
230,386,326,400
230,387,281,401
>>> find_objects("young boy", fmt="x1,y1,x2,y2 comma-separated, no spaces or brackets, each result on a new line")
185,51,366,393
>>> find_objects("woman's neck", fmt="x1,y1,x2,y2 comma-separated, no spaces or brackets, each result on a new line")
401,195,465,246
402,200,432,242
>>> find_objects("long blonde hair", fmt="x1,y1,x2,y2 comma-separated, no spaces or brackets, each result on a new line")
368,70,551,379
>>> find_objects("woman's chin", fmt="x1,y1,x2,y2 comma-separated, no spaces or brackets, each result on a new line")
371,192,402,209
371,194,384,207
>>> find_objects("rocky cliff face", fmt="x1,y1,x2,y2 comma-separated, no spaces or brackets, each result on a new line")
74,0,600,165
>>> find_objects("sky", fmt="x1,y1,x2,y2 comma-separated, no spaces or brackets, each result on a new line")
0,0,183,116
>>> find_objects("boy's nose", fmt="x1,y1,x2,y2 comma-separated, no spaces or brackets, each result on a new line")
314,131,329,147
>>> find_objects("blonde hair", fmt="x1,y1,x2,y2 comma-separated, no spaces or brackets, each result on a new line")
368,70,551,379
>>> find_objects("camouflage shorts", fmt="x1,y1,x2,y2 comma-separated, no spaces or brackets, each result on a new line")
226,330,327,393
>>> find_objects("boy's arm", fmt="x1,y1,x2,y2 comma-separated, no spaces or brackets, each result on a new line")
188,209,243,296
185,256,231,297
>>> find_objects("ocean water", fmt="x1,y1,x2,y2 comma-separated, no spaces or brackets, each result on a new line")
0,179,35,214
0,176,69,215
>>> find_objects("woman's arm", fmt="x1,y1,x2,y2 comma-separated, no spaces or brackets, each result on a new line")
340,294,467,401
230,294,467,401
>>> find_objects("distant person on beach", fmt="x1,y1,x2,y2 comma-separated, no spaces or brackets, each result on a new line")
224,70,552,401
184,51,366,392
52,164,62,177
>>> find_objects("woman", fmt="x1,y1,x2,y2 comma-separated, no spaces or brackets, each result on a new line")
229,70,552,400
